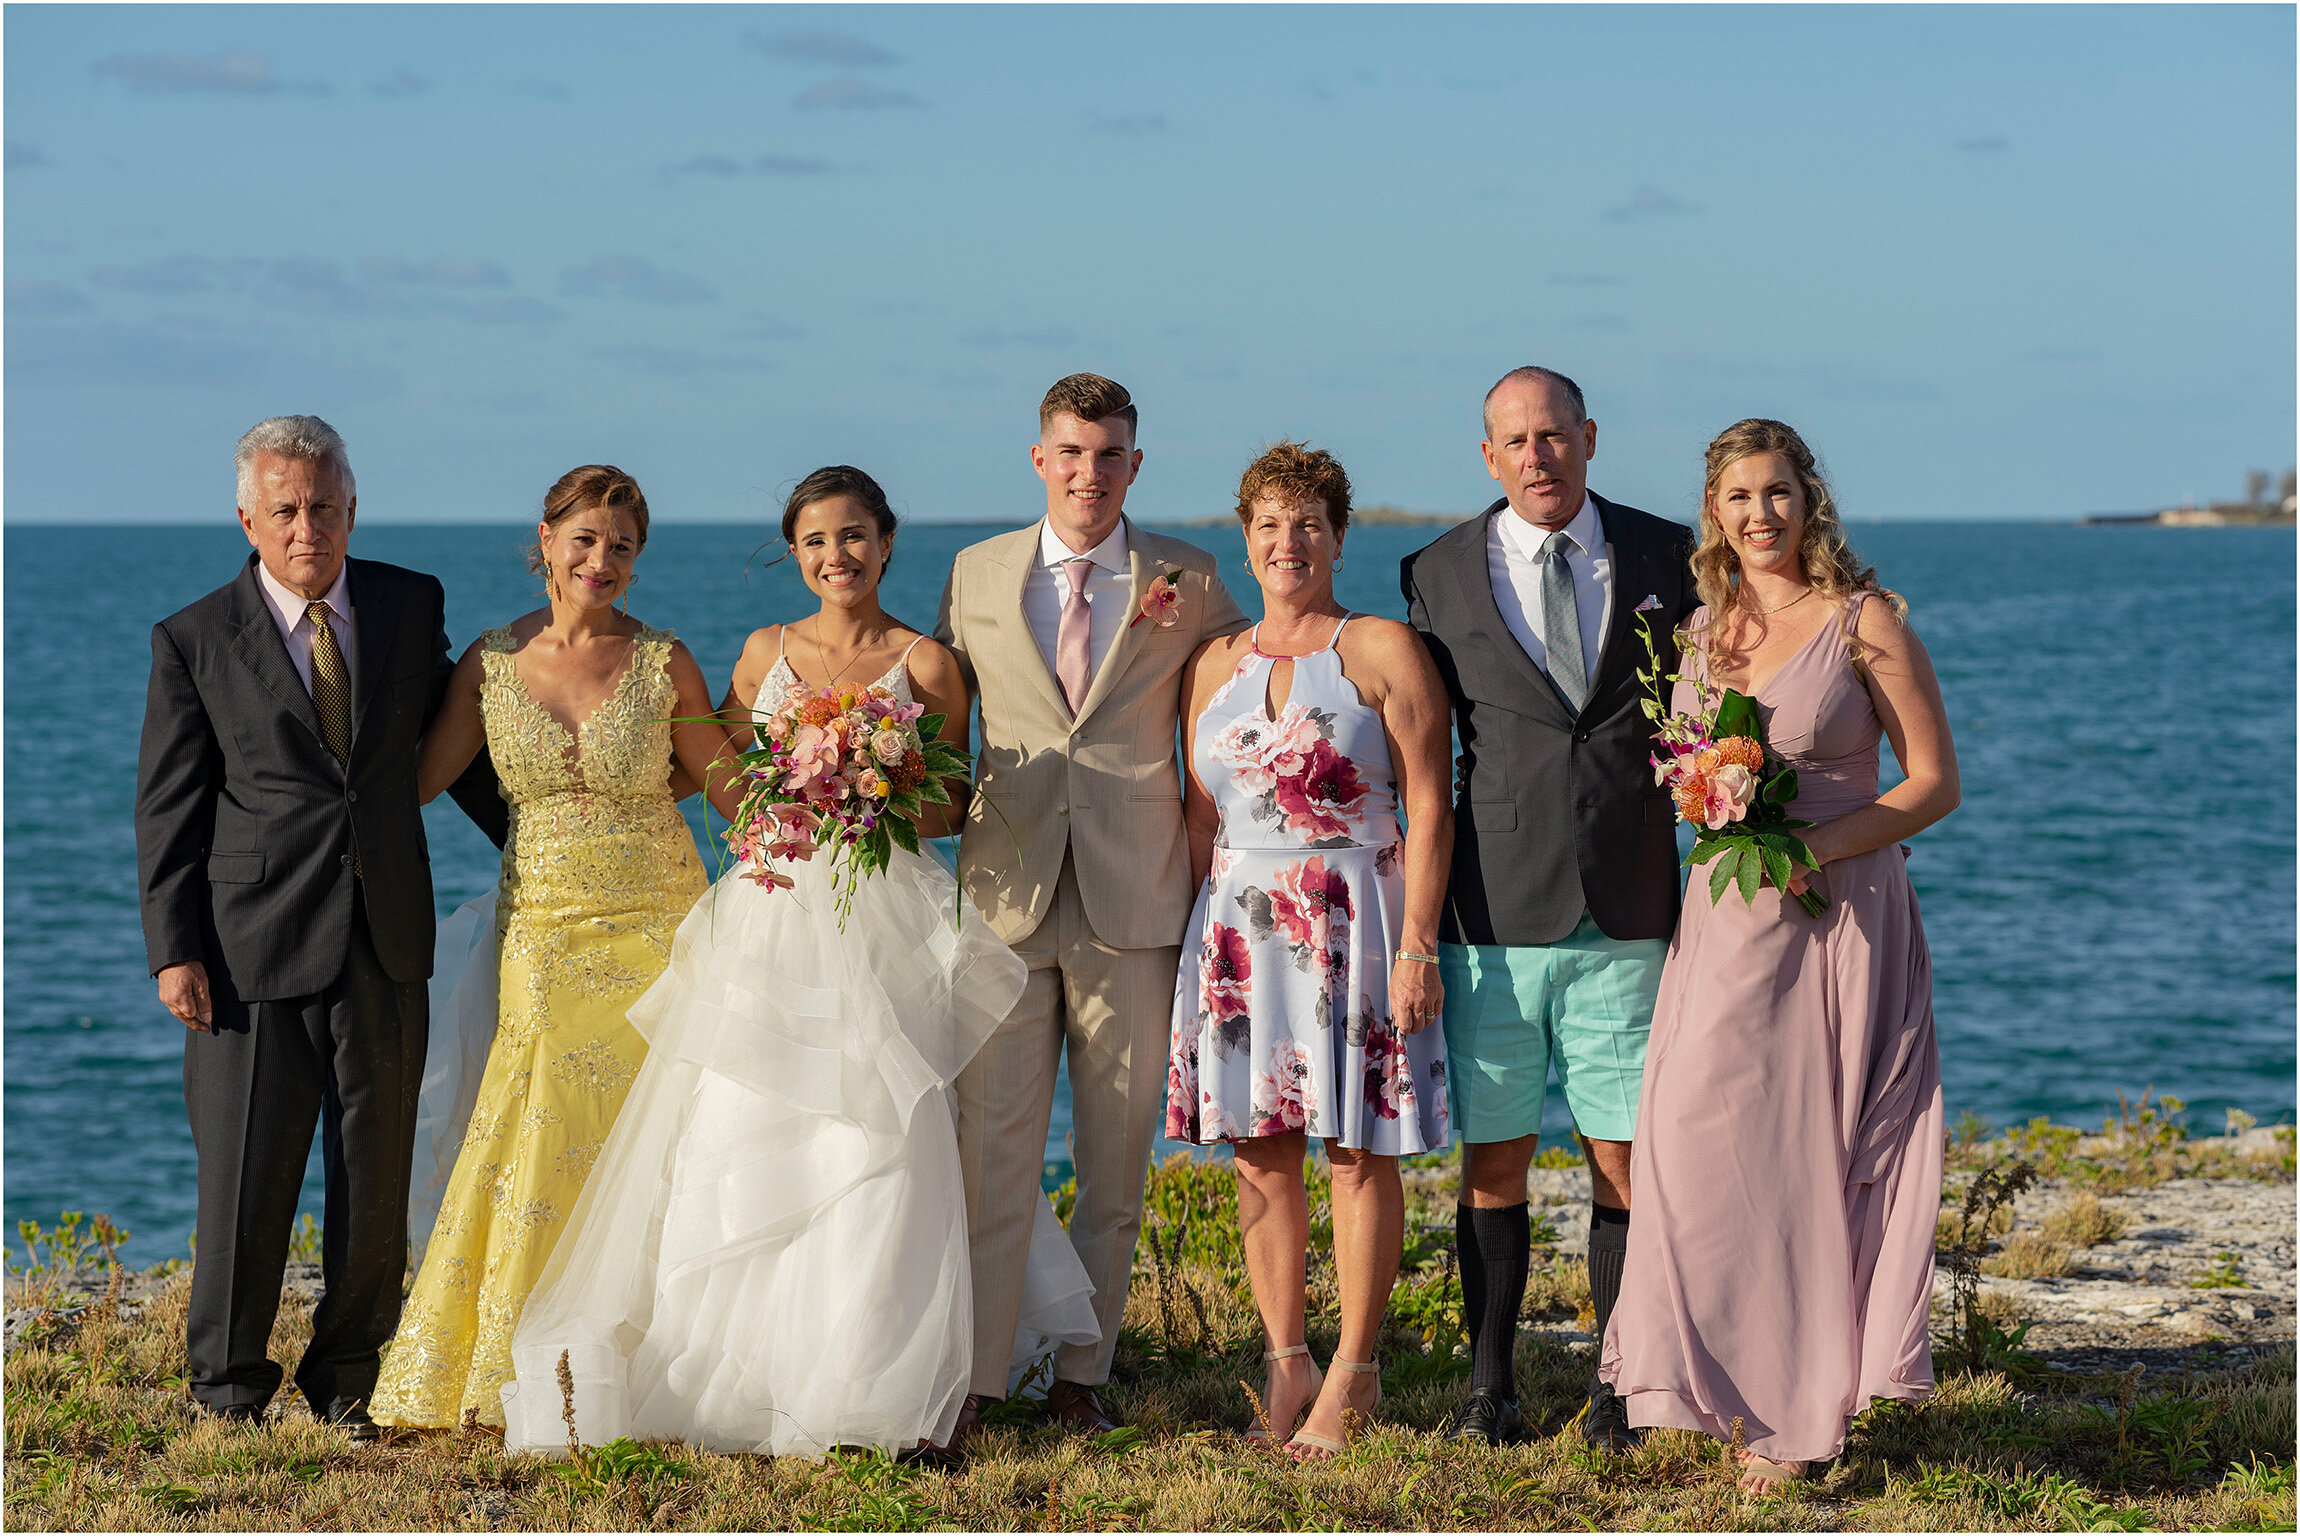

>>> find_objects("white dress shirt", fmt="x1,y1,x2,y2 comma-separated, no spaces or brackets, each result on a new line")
254,559,357,697
1486,495,1612,693
1023,518,1131,683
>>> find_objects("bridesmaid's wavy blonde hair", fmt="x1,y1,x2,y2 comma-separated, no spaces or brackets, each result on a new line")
1688,418,1902,672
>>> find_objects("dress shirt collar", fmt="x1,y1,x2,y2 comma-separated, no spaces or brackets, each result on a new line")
255,557,352,634
1037,516,1130,574
1494,494,1599,563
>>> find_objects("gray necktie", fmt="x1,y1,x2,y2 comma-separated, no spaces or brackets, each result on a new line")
1538,530,1587,712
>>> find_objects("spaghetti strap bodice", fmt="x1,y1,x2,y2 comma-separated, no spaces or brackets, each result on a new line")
760,631,924,711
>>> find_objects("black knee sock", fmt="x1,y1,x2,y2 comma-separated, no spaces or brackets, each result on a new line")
1587,1202,1631,1350
1457,1203,1530,1401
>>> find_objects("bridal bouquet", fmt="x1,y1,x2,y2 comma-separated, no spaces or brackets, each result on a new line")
1636,615,1828,917
723,682,970,924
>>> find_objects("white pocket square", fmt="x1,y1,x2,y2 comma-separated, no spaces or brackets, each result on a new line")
1635,593,1663,613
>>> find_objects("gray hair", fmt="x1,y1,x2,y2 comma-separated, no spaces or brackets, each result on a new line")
1482,366,1587,436
235,415,355,509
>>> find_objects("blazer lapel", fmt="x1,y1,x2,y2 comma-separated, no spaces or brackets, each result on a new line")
1588,495,1656,701
225,557,328,749
1001,526,1075,722
346,559,398,744
1073,538,1151,727
1456,506,1577,728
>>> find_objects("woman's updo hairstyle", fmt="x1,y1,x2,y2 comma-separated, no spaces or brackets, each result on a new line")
526,464,650,576
782,465,898,569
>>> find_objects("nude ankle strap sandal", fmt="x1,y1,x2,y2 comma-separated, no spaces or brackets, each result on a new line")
1243,1343,1321,1443
1286,1356,1381,1457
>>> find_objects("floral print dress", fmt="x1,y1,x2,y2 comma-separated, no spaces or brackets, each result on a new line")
1165,617,1448,1152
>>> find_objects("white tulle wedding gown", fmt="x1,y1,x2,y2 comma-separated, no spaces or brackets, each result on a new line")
419,650,1098,1457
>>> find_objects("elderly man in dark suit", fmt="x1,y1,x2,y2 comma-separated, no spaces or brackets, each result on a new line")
136,415,505,1437
1402,367,1698,1450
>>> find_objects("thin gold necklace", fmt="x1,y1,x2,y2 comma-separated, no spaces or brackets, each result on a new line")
1745,587,1813,618
808,616,891,688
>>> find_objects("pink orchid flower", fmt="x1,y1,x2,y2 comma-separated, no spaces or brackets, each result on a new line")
1129,569,1185,629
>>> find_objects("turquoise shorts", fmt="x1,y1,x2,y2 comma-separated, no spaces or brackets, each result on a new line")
1439,916,1669,1145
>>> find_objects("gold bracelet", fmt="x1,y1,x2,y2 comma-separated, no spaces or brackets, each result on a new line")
1396,950,1441,966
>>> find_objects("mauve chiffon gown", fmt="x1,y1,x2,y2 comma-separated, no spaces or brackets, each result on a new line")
1599,592,1944,1465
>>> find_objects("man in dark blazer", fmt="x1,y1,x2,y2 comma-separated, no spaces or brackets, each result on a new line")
136,415,505,1436
1402,367,1698,1450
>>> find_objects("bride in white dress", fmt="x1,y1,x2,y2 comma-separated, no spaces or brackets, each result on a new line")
460,468,1096,1456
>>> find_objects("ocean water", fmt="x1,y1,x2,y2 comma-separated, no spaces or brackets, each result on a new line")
5,519,2292,1263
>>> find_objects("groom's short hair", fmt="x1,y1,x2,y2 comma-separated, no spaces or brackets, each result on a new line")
1482,366,1587,436
1039,373,1138,438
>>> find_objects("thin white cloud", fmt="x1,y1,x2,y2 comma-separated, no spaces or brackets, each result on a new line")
363,256,511,288
746,31,899,67
6,318,402,400
371,67,432,97
6,280,91,318
796,78,922,111
6,142,45,169
561,256,718,305
90,50,324,96
595,345,765,377
90,256,243,294
1603,185,1701,223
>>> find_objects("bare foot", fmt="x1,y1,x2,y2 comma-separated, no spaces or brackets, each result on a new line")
1734,1446,1809,1496
1247,1352,1321,1445
1286,1365,1379,1462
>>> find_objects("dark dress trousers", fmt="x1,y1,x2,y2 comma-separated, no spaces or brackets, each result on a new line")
135,552,507,1414
1402,495,1700,948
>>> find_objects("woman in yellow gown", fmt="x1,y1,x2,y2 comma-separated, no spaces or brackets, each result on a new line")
370,466,739,1429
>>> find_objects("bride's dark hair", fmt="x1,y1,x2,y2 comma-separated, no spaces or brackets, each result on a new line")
777,465,898,571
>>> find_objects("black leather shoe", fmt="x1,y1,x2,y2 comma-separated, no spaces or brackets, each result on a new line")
1580,1380,1641,1453
319,1399,381,1443
193,1399,265,1424
1447,1389,1528,1446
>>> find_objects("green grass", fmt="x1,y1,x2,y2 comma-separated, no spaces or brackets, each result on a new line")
5,1127,2293,1531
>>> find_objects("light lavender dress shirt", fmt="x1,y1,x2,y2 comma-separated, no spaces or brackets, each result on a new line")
253,559,356,697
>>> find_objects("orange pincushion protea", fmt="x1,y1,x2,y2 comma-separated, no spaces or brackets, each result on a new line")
1715,736,1764,772
886,749,927,795
1672,777,1710,822
791,695,843,729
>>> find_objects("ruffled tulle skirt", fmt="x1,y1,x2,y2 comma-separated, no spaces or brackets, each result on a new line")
465,846,1094,1456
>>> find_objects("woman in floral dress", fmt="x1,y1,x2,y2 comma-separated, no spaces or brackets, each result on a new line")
1166,442,1454,1459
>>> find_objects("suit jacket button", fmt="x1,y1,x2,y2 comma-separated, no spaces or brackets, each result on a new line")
1575,731,1590,742
341,854,354,867
347,789,358,803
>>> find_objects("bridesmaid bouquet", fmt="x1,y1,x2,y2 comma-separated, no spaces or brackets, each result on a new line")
724,682,971,925
1635,615,1829,917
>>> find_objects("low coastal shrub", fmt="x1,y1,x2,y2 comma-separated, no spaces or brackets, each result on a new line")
1984,1231,2077,1281
2041,1190,2127,1249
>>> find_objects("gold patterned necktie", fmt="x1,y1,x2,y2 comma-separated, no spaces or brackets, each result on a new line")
305,600,352,762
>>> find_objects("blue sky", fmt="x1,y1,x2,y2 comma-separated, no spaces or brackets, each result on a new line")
5,4,2292,524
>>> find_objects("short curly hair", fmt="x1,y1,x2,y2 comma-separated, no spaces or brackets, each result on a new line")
1234,440,1352,533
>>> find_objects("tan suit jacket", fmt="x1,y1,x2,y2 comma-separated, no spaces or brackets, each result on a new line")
936,519,1249,951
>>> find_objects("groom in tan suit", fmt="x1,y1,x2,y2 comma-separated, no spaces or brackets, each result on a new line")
935,373,1248,1437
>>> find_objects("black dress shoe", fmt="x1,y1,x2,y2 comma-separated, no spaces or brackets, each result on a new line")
193,1399,265,1424
1580,1380,1641,1453
319,1400,381,1443
1447,1390,1528,1446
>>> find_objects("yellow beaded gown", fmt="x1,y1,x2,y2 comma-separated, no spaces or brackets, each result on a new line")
371,623,706,1428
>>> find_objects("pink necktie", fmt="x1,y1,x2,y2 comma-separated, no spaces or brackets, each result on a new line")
1056,558,1095,713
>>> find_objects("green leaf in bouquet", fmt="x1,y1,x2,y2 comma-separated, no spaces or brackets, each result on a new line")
1757,841,1792,894
1713,689,1763,741
914,775,953,807
1733,842,1761,904
916,712,947,740
886,815,921,857
1783,835,1819,870
1708,850,1739,904
1763,766,1799,805
1689,836,1731,865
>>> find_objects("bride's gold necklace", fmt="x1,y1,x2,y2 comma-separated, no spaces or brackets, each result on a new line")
807,616,892,689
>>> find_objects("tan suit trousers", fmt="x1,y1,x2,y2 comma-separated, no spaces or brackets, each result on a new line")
957,852,1179,1392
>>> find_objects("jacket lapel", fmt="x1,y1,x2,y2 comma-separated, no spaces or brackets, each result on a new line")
1073,537,1151,726
1001,525,1075,722
346,559,397,744
225,556,328,750
1588,494,1656,702
1456,506,1577,728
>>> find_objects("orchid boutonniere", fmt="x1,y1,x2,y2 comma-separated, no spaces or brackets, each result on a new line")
1130,568,1185,629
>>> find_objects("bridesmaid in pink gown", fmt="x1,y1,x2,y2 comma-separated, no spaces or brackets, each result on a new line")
1598,419,1960,1494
